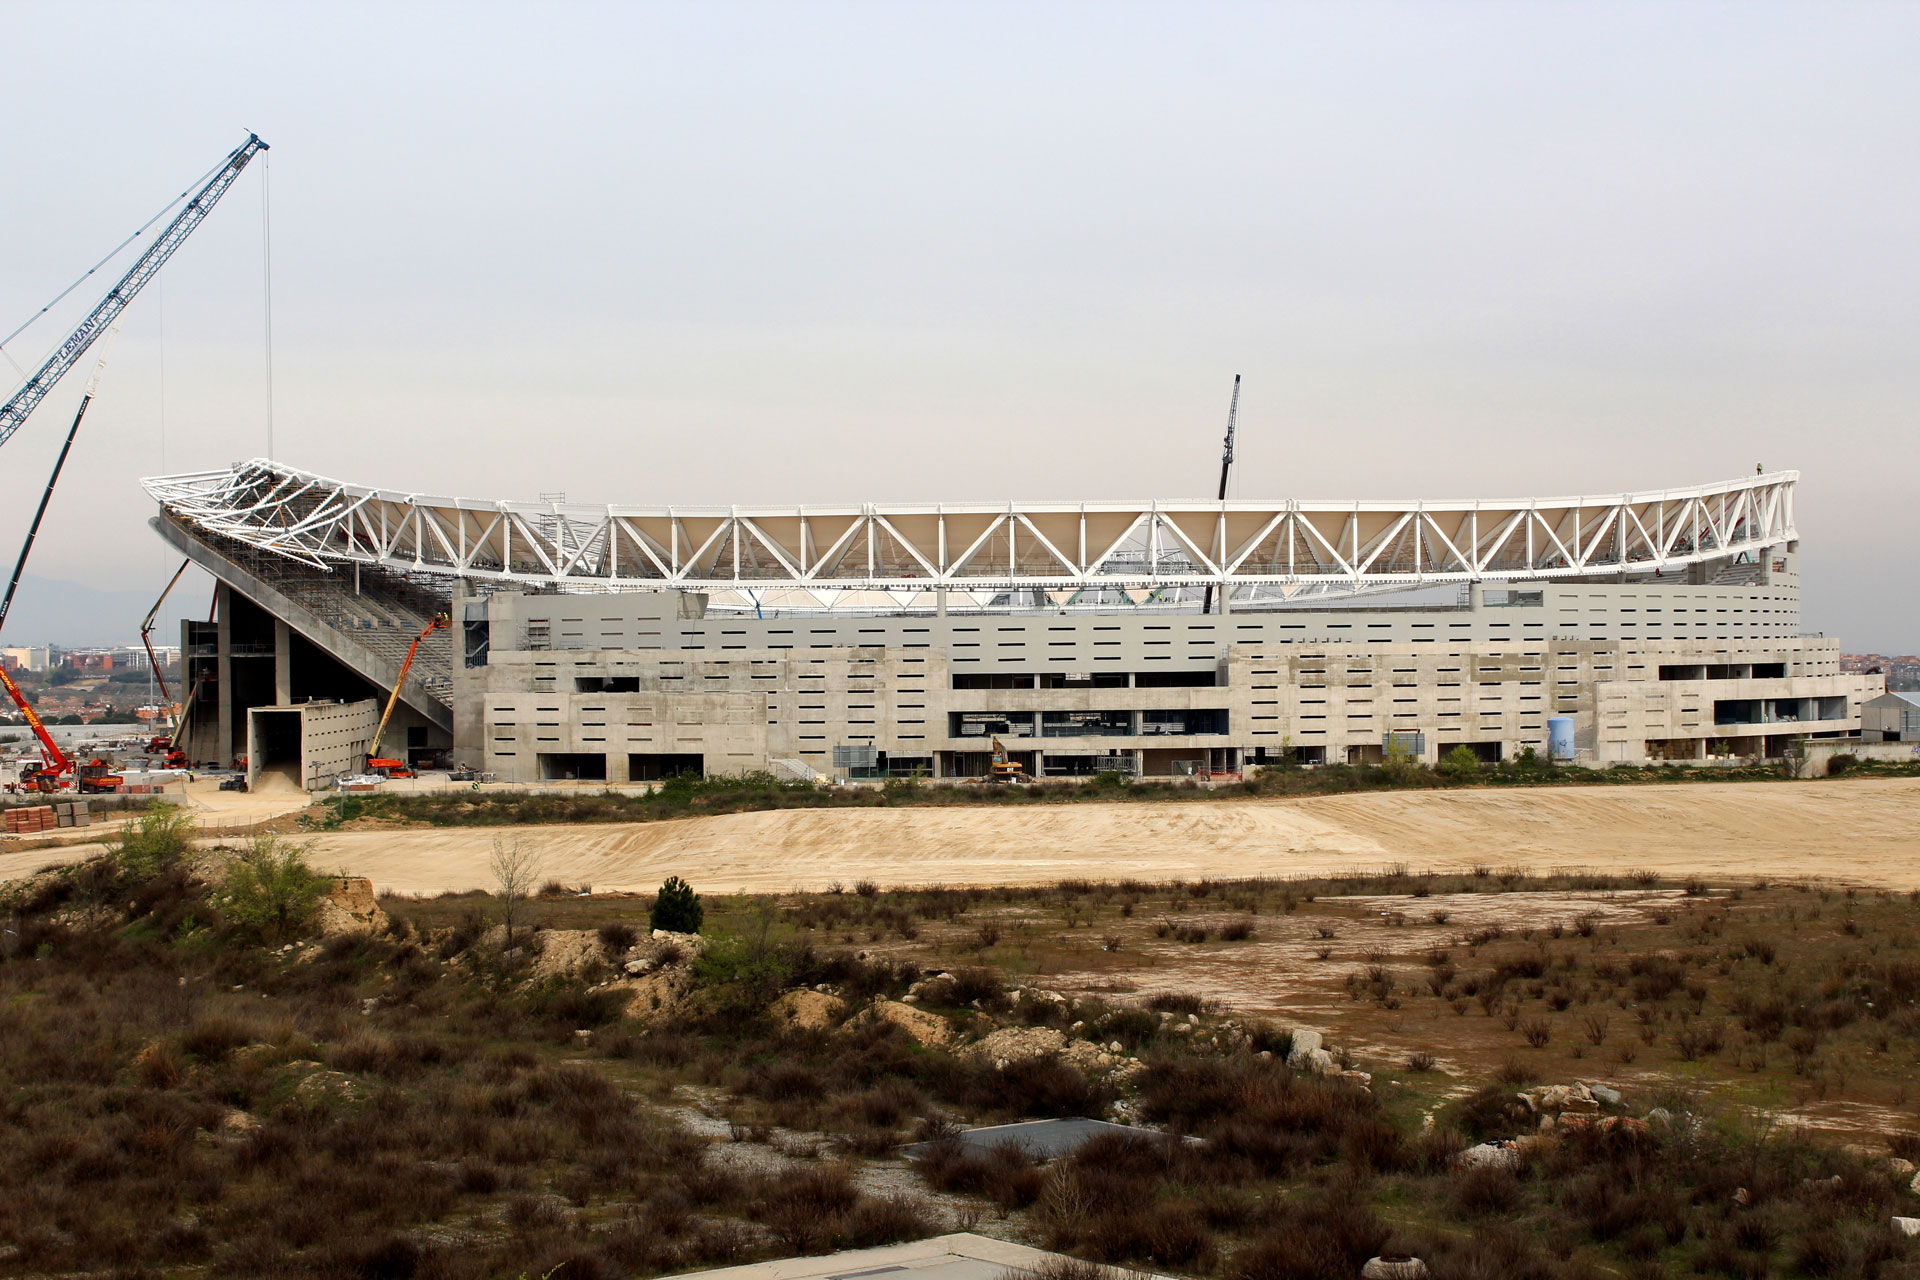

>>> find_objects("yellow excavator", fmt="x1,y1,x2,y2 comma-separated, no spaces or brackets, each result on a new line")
988,736,1027,783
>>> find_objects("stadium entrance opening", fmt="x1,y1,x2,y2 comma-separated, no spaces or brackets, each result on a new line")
629,752,704,781
538,752,606,782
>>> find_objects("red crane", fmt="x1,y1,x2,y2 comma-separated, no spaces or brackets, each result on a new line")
0,134,267,794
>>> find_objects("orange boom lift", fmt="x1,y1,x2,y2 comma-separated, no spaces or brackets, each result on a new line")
364,616,449,778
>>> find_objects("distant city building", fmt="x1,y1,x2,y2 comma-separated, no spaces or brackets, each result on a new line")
1,647,50,673
1841,653,1920,692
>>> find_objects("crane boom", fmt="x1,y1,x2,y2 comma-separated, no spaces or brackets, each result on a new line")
0,328,126,787
0,665,71,780
140,559,191,736
0,324,122,638
0,133,267,454
1201,374,1241,615
367,617,449,767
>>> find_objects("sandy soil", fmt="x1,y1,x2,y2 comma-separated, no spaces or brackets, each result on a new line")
287,777,1920,897
4,777,1912,896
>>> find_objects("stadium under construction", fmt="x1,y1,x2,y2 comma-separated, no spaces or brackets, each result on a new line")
138,461,1885,790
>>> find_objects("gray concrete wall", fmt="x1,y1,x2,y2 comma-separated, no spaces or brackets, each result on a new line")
246,698,380,791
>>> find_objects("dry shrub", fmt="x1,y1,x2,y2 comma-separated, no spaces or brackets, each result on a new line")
1038,1134,1219,1267
958,1054,1111,1119
751,1164,932,1252
1450,1164,1522,1216
1226,1186,1389,1280
596,921,638,954
741,1060,827,1104
919,1138,1044,1209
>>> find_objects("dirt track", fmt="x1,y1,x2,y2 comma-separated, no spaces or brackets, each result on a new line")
4,777,1911,895
283,777,1920,897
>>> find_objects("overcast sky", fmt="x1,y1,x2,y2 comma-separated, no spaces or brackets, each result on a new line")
3,1,1916,648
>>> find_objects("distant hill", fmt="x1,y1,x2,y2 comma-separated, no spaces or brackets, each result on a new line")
0,574,176,648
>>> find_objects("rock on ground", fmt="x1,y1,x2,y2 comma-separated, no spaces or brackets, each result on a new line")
1286,1028,1323,1070
1455,1141,1522,1172
314,876,388,936
624,967,696,1022
964,1026,1129,1075
530,929,604,981
770,988,846,1031
290,1066,364,1111
864,998,954,1048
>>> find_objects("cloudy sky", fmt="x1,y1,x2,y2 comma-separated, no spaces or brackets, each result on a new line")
2,2,1915,647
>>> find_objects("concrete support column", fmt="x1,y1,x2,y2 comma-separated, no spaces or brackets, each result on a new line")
936,590,947,617
1468,582,1484,611
273,619,292,705
605,751,631,784
215,584,234,767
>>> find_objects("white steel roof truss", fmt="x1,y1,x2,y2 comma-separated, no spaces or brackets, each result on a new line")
870,514,940,582
1353,510,1416,577
144,461,1800,600
1150,511,1219,578
808,514,873,581
1293,513,1355,578
1087,513,1151,577
946,514,1012,581
610,517,673,580
505,511,563,577
1421,511,1471,575
1011,513,1078,581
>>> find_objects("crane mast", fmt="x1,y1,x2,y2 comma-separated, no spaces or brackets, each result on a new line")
1201,374,1241,615
0,133,268,454
0,330,124,786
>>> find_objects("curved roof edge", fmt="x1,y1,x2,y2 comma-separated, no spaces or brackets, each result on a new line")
144,460,1798,608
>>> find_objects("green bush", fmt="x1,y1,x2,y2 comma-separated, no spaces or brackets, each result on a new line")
108,804,197,881
650,875,704,934
1827,753,1858,776
217,832,329,942
1439,745,1481,778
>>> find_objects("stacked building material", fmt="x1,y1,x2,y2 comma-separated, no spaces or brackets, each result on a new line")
3,806,56,834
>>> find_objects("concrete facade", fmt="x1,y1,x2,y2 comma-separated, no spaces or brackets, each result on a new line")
245,698,381,791
1862,692,1920,742
455,549,1876,781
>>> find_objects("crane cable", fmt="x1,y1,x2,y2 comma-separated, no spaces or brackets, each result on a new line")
0,153,229,388
261,149,274,460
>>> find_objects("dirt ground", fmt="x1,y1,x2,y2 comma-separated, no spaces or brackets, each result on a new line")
298,776,1920,895
4,776,1913,895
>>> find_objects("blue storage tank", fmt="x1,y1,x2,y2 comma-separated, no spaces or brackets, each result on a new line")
1547,716,1576,761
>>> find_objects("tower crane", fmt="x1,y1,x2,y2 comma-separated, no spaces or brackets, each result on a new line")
1200,374,1240,615
0,331,126,792
0,133,267,453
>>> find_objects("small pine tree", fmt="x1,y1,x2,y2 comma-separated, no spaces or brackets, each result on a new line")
650,876,703,934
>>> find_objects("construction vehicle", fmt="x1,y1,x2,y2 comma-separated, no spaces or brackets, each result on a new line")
0,331,131,795
0,134,267,454
137,560,192,767
365,616,450,777
0,135,267,789
79,759,124,794
988,736,1027,783
1200,374,1240,616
